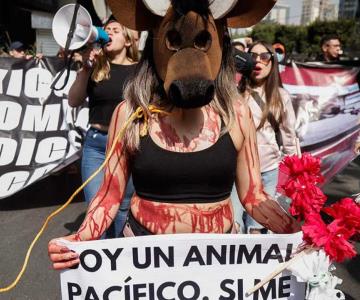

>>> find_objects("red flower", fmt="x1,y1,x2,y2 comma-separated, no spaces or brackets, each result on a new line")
302,214,356,262
278,153,324,194
283,176,327,220
322,198,360,232
279,153,323,183
278,154,359,262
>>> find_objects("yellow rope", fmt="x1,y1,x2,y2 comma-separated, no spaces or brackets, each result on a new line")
0,105,169,293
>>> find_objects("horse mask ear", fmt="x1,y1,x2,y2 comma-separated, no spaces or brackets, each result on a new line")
106,0,160,30
224,0,277,28
107,0,277,30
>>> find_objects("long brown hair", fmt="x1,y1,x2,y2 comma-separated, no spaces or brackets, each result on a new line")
239,41,284,130
92,21,139,83
122,29,238,154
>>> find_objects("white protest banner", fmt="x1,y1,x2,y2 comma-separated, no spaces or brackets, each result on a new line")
60,233,305,300
0,57,88,199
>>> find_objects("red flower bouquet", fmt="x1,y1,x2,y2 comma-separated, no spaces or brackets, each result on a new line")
302,213,356,262
278,153,360,262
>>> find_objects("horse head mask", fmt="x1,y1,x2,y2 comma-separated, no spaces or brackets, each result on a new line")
107,0,276,108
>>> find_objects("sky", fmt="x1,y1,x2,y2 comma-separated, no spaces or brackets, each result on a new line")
279,0,340,25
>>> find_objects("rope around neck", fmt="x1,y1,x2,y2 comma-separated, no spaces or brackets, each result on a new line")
0,105,169,293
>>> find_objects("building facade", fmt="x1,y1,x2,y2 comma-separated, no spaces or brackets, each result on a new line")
339,0,360,19
264,4,290,24
301,0,338,24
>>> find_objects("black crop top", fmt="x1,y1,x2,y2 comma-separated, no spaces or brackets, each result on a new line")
131,130,237,203
87,63,136,126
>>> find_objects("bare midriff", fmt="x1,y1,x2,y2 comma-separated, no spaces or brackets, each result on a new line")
130,194,234,234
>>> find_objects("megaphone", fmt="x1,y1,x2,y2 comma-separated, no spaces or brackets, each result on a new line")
52,4,110,50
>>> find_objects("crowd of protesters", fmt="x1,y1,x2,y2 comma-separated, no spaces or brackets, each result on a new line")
0,32,344,67
0,14,360,238
1,26,357,238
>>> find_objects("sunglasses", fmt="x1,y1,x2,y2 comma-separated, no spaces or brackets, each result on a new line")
249,52,273,65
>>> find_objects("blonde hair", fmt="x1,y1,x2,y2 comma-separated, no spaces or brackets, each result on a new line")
92,23,139,83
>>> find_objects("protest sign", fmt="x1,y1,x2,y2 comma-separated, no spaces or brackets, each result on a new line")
0,57,88,198
60,233,305,300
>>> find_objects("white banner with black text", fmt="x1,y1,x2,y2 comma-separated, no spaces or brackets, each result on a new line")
60,233,305,300
0,57,88,198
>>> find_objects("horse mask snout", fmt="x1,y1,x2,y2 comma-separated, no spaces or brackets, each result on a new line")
169,79,215,108
154,9,222,108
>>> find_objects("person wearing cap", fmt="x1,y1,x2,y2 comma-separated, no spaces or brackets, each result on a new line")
9,41,27,58
9,40,43,60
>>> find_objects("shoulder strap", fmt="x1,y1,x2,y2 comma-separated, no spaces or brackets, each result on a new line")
250,90,265,111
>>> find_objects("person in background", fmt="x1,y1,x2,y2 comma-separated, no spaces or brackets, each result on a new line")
272,42,286,64
9,41,28,58
9,41,43,60
272,42,286,72
68,18,139,238
232,41,297,234
130,30,140,49
317,35,342,62
57,46,84,71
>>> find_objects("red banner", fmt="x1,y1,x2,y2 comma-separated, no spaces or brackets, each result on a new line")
280,62,360,183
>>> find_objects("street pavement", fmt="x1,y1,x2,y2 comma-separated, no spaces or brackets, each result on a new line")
0,158,359,300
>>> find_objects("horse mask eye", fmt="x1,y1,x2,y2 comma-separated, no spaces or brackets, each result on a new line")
194,30,212,51
166,29,182,51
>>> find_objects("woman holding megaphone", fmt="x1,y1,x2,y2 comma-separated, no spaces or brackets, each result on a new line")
68,18,139,238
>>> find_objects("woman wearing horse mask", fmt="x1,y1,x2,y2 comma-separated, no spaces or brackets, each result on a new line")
48,0,300,270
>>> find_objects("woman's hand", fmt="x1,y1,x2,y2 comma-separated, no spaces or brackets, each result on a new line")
81,47,101,70
48,234,80,270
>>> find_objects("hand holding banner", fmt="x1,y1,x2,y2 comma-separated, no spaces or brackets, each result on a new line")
60,233,305,300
